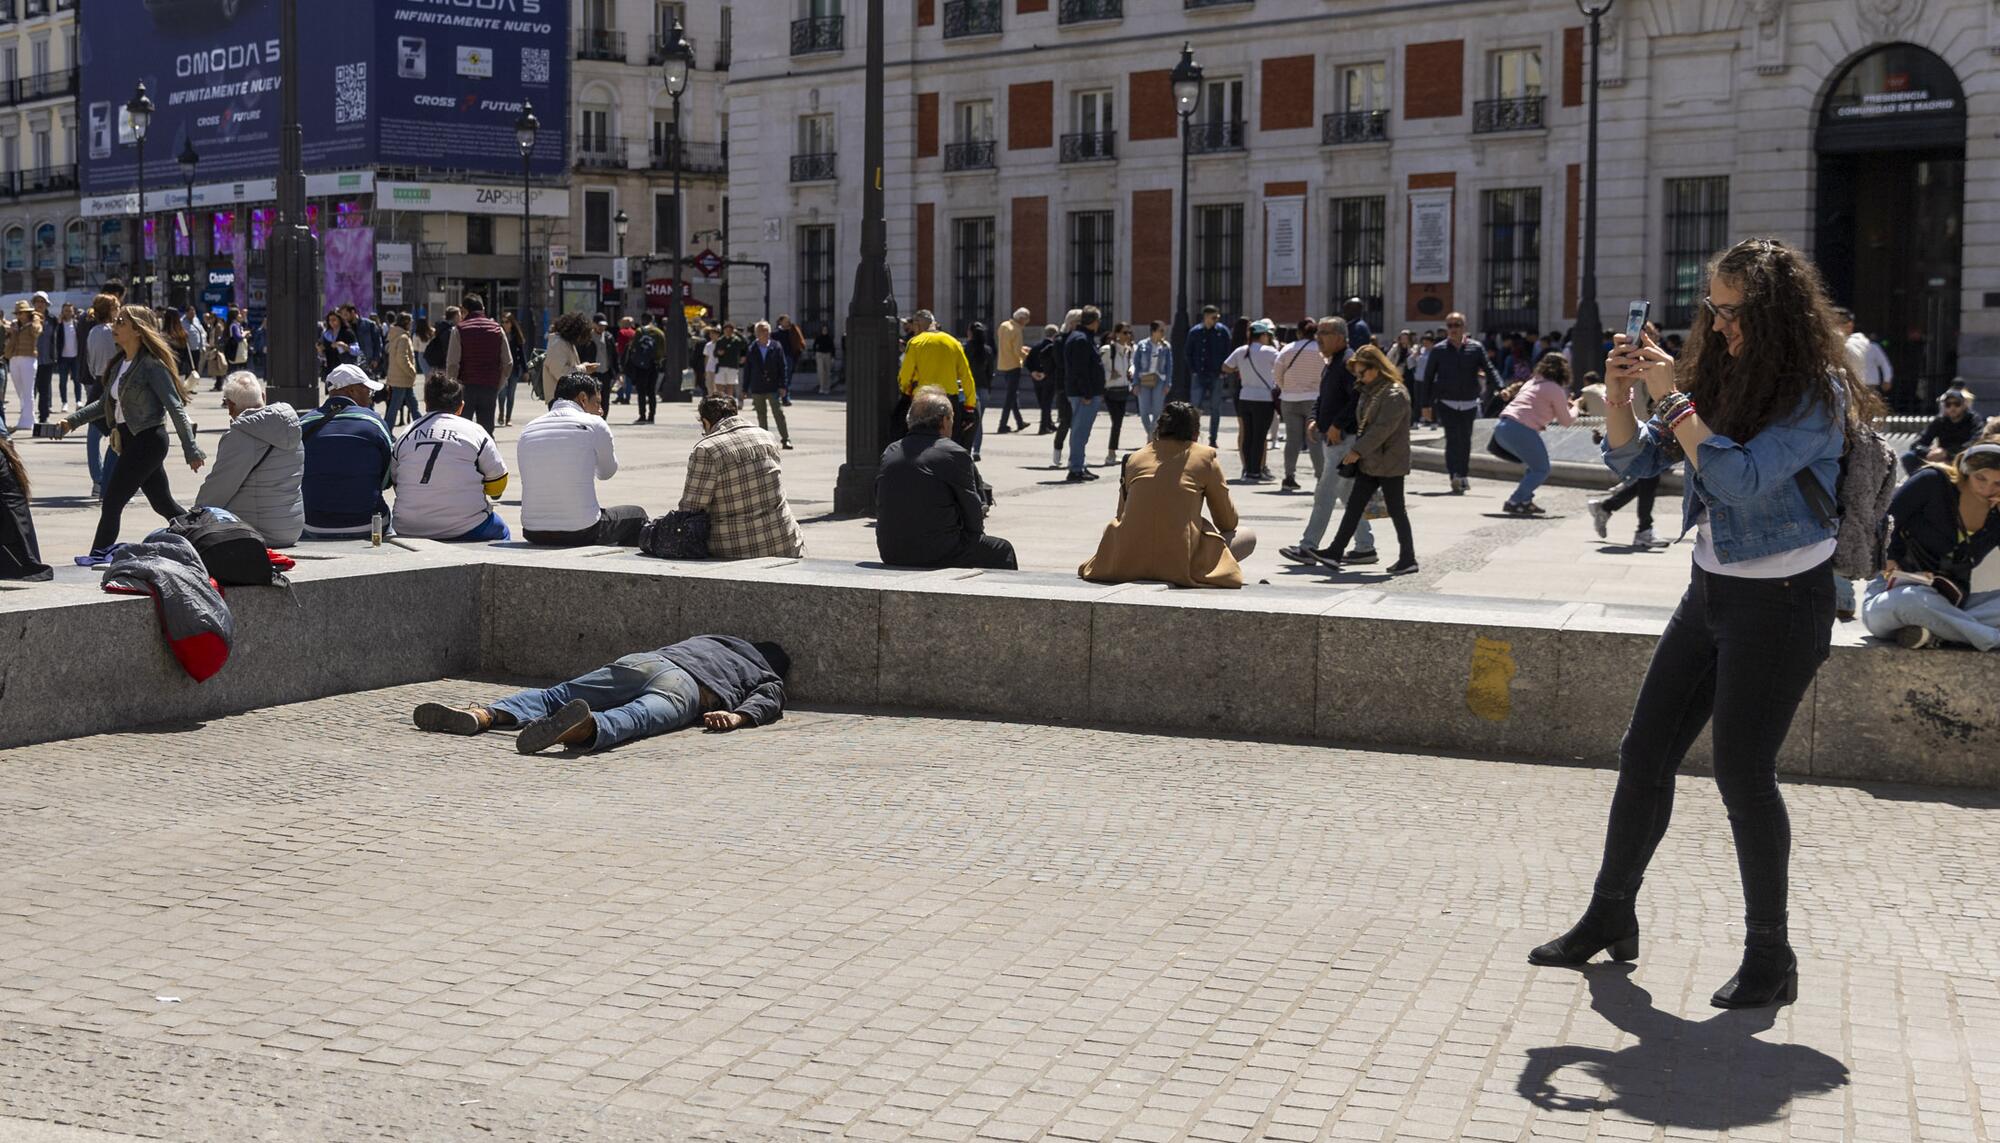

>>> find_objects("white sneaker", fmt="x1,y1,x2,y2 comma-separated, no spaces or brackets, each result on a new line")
1633,528,1657,548
1588,498,1612,539
1896,625,1934,650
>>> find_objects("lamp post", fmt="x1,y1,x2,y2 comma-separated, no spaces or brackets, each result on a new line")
833,0,898,515
125,82,153,304
516,102,539,347
1169,43,1202,407
178,136,198,311
659,20,693,400
614,207,629,317
267,0,319,409
1573,0,1614,384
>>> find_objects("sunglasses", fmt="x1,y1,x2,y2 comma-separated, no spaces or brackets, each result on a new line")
1701,296,1742,323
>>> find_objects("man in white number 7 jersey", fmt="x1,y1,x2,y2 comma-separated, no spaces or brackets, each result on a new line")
389,376,511,542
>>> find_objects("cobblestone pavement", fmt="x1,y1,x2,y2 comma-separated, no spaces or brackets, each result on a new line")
3,683,1996,1141
15,396,1694,609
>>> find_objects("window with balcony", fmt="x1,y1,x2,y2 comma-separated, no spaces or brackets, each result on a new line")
945,99,995,171
1324,62,1389,144
1057,0,1121,24
1663,176,1729,327
1328,196,1386,330
466,214,494,256
1195,204,1243,320
648,2,687,64
792,114,836,181
943,0,1001,39
653,191,681,255
798,224,836,327
577,108,620,168
1061,89,1115,163
578,0,624,60
1476,48,1544,133
953,216,995,334
1067,210,1114,323
584,189,615,254
792,0,843,56
1480,187,1541,333
1187,76,1243,153
718,6,732,69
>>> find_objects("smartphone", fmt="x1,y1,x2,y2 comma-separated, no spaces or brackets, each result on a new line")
1625,300,1651,341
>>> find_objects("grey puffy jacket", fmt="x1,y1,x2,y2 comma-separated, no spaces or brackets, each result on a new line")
194,403,306,547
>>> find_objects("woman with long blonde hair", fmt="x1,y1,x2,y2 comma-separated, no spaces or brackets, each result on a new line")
53,306,205,558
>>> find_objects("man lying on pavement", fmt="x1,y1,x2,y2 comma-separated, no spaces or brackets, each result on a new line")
412,635,791,754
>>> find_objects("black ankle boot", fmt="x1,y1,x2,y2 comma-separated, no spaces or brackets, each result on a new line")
1528,894,1640,967
1711,926,1797,1009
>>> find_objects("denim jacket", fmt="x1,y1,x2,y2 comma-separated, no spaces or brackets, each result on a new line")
1133,338,1173,382
1602,384,1844,565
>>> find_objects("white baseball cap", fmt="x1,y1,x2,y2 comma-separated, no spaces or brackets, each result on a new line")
30,290,49,305
326,363,383,393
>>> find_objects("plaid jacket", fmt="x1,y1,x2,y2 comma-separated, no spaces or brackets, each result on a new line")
679,416,805,559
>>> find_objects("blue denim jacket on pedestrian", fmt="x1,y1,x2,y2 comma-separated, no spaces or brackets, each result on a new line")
1133,338,1172,383
1602,383,1844,565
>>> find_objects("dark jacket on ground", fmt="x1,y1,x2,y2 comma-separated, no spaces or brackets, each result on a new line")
1421,337,1499,404
1,445,49,580
743,339,791,394
875,430,986,567
658,635,787,727
1186,322,1232,375
1886,467,2000,598
1313,353,1362,438
1063,328,1105,400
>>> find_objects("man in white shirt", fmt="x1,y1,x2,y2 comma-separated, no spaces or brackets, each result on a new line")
1274,319,1331,489
390,376,511,541
517,372,650,547
1837,308,1893,406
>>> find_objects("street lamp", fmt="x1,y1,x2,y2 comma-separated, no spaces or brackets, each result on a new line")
1573,0,1614,385
178,136,199,311
1169,42,1202,408
613,207,629,317
126,82,153,303
832,0,899,515
660,19,693,400
515,102,539,346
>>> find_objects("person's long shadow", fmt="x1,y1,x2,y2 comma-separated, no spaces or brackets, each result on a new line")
1517,964,1848,1131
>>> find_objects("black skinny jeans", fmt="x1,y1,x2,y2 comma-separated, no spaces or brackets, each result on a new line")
1602,475,1660,531
1034,375,1058,431
94,424,186,553
630,370,659,421
1239,401,1275,475
1592,561,1835,937
1435,404,1476,479
1103,390,1129,453
1328,472,1414,563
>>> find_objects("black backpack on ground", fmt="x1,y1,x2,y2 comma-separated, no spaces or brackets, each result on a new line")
166,508,280,587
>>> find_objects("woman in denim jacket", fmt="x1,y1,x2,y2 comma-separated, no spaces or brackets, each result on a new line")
1529,239,1863,1011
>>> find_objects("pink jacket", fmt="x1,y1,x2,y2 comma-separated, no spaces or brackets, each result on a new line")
1501,378,1577,432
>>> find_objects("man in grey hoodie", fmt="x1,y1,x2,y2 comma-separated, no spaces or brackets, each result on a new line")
195,371,306,547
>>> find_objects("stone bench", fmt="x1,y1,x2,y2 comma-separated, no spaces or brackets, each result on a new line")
1,543,1990,788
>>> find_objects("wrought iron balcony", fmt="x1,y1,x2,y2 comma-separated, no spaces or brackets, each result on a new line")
14,68,77,104
1472,95,1546,134
0,1,16,22
649,137,728,175
576,27,625,61
1322,109,1389,145
1185,119,1244,154
715,39,731,70
1057,0,1121,25
574,136,627,171
943,140,996,171
0,164,77,198
943,0,1002,38
648,32,698,66
1184,0,1250,7
1059,131,1116,163
790,152,837,182
791,15,844,56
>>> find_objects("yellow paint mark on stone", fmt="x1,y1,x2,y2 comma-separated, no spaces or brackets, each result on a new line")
1467,636,1517,723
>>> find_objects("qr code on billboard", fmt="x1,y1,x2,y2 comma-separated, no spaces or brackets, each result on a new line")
521,47,550,85
334,62,367,124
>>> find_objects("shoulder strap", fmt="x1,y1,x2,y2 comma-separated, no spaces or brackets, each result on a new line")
1793,466,1838,524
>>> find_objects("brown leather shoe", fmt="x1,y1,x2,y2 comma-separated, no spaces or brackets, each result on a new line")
413,703,493,735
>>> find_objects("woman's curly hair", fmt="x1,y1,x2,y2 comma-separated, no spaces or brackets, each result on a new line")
551,311,593,346
1676,237,1865,441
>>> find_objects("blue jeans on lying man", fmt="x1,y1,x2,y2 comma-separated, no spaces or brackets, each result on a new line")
489,653,706,752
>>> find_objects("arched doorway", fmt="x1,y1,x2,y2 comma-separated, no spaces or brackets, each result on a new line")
1815,43,1965,412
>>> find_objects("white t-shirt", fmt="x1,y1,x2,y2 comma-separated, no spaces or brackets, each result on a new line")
110,359,134,425
390,410,508,539
1692,514,1835,579
1971,546,2000,595
517,399,618,533
1225,342,1280,402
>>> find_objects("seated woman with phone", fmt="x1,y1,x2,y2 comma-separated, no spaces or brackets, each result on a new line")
1862,437,2000,650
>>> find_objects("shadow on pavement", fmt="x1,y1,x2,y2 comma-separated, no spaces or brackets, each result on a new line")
1516,964,1847,1131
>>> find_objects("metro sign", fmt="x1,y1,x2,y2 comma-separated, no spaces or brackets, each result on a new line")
693,248,723,278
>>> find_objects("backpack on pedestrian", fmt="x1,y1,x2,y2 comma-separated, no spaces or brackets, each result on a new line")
422,327,452,372
626,328,661,373
1795,421,1899,581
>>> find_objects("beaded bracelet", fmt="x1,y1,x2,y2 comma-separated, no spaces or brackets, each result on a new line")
1665,401,1699,433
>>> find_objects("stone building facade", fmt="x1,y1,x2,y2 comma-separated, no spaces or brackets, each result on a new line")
0,0,81,301
726,0,1997,402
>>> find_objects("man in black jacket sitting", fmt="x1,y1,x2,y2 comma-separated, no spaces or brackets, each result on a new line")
413,635,791,754
876,387,1016,570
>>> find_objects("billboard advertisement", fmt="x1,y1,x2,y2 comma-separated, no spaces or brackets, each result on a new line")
81,0,567,197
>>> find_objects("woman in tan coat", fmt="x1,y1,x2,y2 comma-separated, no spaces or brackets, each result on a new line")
1079,401,1255,588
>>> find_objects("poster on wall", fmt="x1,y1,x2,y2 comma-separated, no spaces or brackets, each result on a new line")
322,227,377,311
1408,190,1453,285
1264,198,1304,288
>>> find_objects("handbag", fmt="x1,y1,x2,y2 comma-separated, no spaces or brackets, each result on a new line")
1337,458,1361,479
638,509,711,560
